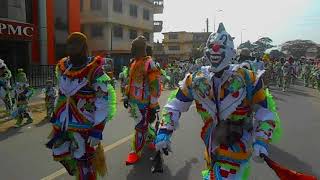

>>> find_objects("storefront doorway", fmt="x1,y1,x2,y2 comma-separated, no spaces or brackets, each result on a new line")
0,40,30,74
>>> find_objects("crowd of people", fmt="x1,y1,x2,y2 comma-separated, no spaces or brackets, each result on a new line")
234,50,320,93
0,59,58,127
1,23,318,179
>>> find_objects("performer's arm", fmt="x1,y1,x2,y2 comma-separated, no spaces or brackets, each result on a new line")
155,74,194,152
252,77,276,153
90,68,117,141
147,60,161,110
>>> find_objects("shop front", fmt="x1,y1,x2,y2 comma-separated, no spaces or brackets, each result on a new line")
0,19,36,72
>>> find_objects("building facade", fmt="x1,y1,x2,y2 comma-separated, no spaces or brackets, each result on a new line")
0,0,80,71
80,0,163,74
162,31,210,62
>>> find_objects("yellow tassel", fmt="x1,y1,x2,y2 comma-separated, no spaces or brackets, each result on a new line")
92,143,107,177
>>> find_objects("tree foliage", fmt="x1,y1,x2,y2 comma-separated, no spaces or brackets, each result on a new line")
238,37,274,58
280,40,318,59
252,37,274,58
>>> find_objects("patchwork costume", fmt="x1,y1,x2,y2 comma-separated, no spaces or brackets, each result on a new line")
47,33,116,180
44,81,57,119
119,66,129,97
0,59,13,112
155,24,281,180
125,36,161,165
13,69,33,127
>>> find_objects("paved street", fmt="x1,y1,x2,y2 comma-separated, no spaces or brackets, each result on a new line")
0,82,320,180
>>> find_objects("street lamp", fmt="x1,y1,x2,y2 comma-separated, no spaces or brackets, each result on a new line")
240,28,246,44
214,9,223,32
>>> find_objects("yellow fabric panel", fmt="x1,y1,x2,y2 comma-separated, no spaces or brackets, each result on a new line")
253,88,266,104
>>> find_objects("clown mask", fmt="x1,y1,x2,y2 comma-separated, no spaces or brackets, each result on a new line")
204,23,236,73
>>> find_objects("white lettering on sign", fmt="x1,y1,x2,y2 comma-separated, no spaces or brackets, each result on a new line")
0,23,6,34
0,21,34,40
8,24,22,35
23,27,34,37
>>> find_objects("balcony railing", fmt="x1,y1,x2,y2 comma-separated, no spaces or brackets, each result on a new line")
153,21,163,32
154,0,164,14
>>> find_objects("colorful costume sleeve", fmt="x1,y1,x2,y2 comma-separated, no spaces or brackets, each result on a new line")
250,73,277,147
147,59,162,110
89,65,117,140
160,74,194,131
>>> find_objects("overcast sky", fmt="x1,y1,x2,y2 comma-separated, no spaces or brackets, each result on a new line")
154,0,320,46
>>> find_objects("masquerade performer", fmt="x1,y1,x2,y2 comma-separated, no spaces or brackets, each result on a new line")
282,59,293,92
273,58,284,88
155,23,281,179
124,36,161,165
302,60,312,87
119,66,129,97
0,59,13,112
13,69,33,127
46,32,116,179
44,79,57,119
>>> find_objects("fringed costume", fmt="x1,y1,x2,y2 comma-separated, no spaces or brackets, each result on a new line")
47,32,116,180
155,24,281,180
124,36,161,165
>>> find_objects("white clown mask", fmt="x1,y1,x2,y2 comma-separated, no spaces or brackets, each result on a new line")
204,23,236,73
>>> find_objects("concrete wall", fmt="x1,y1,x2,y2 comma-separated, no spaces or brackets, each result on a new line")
81,0,155,53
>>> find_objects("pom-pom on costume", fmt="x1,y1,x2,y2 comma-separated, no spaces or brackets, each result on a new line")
44,80,57,119
46,32,116,179
0,59,13,112
155,23,281,179
13,69,33,127
124,36,161,165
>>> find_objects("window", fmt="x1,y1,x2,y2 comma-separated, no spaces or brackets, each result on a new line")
169,33,178,39
113,0,122,13
25,0,33,23
91,24,104,38
143,8,150,20
129,29,137,40
0,0,8,18
169,46,180,51
143,32,150,41
91,0,102,10
113,25,123,38
12,0,21,8
80,0,83,11
129,4,138,17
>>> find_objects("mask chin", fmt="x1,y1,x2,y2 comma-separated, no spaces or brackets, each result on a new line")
210,59,230,73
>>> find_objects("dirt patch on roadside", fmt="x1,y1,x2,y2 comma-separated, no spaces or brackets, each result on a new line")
0,103,48,133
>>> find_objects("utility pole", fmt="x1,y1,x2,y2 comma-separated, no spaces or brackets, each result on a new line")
206,18,209,32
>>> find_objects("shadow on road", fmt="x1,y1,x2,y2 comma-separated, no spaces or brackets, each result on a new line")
288,89,316,98
0,126,23,141
273,95,287,102
35,118,50,127
269,145,319,177
126,149,199,180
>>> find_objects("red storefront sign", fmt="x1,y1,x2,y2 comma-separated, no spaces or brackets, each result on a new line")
0,20,35,41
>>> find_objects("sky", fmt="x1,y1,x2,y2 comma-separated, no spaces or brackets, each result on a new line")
154,0,320,46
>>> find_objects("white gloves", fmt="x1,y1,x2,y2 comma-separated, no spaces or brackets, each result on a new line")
155,133,172,154
253,143,268,163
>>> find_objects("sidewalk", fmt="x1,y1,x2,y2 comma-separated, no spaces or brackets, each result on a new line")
0,89,45,112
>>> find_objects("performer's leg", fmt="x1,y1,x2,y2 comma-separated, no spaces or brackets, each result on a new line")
25,109,33,123
4,93,12,112
126,109,149,165
76,159,97,180
14,106,24,127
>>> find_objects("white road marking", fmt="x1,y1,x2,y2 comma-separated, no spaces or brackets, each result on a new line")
40,134,133,180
